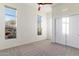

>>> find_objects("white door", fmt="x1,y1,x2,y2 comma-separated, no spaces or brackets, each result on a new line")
67,15,79,48
56,18,66,45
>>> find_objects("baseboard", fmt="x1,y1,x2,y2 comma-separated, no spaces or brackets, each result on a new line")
0,39,47,51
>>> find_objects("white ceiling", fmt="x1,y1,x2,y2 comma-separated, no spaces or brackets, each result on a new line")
39,4,52,13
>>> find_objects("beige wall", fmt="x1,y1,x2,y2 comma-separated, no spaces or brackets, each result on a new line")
0,3,47,50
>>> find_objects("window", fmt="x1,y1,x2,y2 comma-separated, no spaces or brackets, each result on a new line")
37,15,42,35
5,6,16,39
62,17,69,35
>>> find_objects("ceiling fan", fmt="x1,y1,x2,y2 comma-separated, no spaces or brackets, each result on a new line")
38,3,52,5
37,3,52,11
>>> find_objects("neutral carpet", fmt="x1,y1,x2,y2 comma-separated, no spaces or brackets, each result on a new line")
0,40,79,56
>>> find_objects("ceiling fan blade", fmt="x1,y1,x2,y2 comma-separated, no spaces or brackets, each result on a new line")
37,3,52,5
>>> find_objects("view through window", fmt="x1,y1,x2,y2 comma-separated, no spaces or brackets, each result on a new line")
37,15,42,35
5,6,16,39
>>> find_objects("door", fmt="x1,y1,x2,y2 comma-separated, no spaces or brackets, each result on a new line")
67,15,79,48
56,18,66,45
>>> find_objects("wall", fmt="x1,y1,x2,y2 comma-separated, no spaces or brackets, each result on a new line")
52,3,79,48
46,13,55,42
0,3,47,50
45,5,55,42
